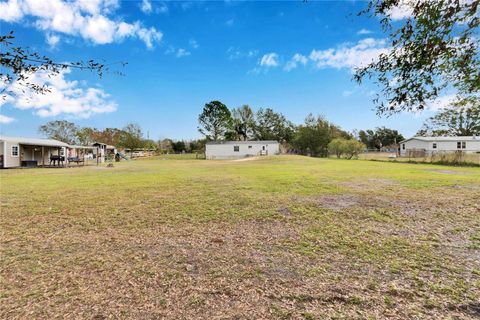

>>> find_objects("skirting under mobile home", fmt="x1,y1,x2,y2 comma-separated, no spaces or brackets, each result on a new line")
205,140,279,160
399,136,480,157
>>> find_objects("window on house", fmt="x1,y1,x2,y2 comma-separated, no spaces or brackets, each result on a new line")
457,141,462,149
402,144,405,150
462,141,466,149
11,145,19,157
248,145,252,149
233,146,239,152
432,143,437,149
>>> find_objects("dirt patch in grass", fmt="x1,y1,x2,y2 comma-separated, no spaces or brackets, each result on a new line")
338,178,398,192
426,169,471,175
232,156,260,162
1,156,479,319
311,194,366,211
277,207,292,216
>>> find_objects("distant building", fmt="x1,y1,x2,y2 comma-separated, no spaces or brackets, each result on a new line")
205,140,280,160
0,136,117,168
399,136,480,157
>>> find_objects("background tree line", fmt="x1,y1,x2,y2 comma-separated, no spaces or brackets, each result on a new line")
39,98,478,159
198,100,371,158
38,120,205,154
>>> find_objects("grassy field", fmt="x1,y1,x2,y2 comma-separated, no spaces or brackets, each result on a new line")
357,151,480,166
1,156,479,319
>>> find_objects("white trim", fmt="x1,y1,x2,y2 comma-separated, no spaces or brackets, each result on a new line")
11,145,19,157
400,136,478,144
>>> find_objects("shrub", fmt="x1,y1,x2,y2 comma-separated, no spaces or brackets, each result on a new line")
328,138,366,159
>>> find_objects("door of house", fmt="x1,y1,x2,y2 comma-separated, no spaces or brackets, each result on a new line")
261,145,267,155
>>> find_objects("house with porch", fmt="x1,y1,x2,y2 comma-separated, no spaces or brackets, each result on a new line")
0,136,70,168
0,136,115,168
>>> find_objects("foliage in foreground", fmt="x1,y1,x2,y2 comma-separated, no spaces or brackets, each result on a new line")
1,31,122,97
356,0,480,114
418,99,480,136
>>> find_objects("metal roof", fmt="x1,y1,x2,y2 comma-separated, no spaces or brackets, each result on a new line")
69,145,96,149
206,140,279,145
400,136,478,143
0,135,70,147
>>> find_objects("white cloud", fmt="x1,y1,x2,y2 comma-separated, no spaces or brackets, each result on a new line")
46,33,60,48
0,114,15,124
309,38,389,70
3,69,117,118
165,45,193,58
137,27,163,49
357,28,372,35
176,48,191,58
248,39,389,74
0,0,162,48
156,2,168,14
247,67,261,75
387,0,414,20
189,39,199,49
140,0,152,14
227,47,258,60
0,0,22,22
260,53,279,67
284,53,308,71
140,0,168,14
424,94,458,112
226,18,234,26
342,90,354,97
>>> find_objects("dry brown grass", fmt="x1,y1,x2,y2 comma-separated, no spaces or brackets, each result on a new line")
1,156,479,319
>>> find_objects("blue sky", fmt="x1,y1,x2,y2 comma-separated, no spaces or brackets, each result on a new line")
0,0,434,140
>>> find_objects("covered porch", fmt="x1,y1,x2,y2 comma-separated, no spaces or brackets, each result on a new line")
19,144,68,168
67,145,97,167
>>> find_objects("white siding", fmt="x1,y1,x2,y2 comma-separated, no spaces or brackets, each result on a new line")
400,139,428,156
401,138,480,156
206,142,279,160
3,141,21,168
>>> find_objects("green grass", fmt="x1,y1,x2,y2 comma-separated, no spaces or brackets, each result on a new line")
1,155,479,319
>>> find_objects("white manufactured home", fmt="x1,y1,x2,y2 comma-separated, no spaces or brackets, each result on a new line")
205,140,280,160
399,136,480,157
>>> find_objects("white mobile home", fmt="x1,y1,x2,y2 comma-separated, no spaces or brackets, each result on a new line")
205,140,280,160
0,136,70,168
400,136,480,157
